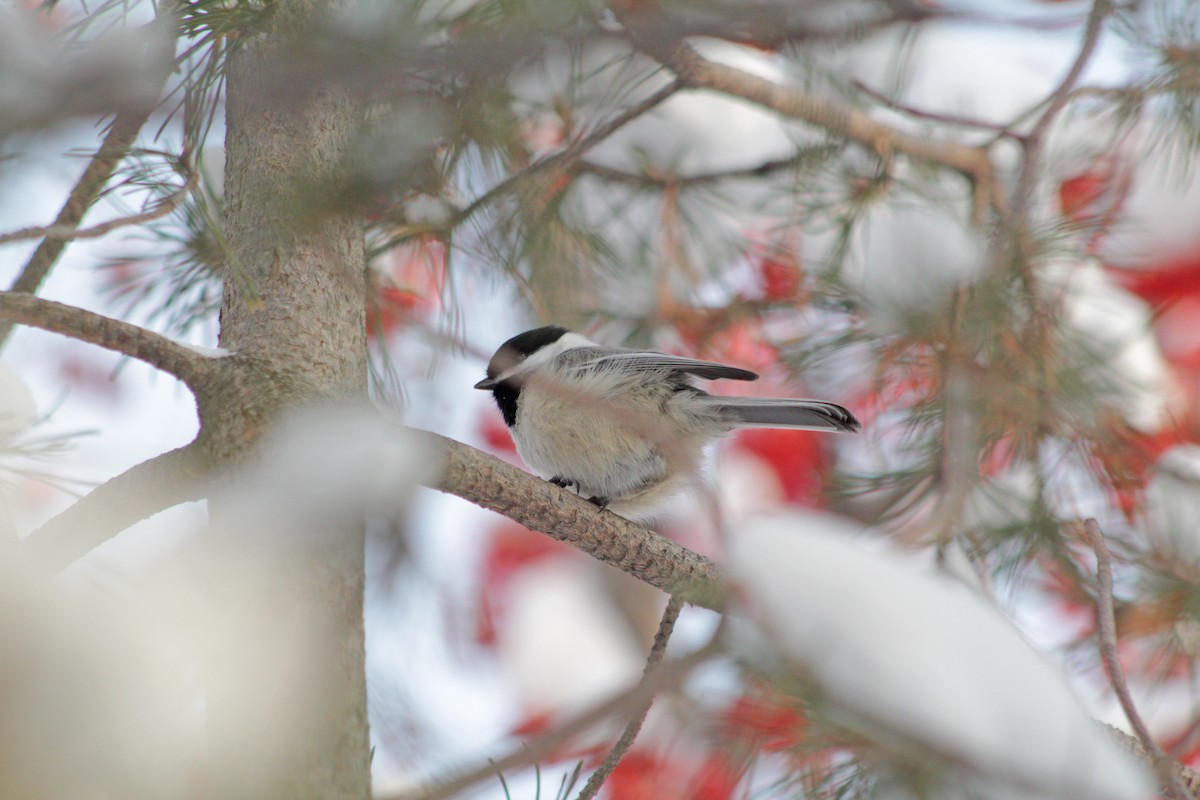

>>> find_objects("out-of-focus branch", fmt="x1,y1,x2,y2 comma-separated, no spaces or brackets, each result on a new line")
1083,518,1192,800
370,79,682,256
0,164,196,247
643,1,942,51
1007,0,1113,229
421,432,726,611
575,594,684,800
387,637,720,800
0,292,220,388
577,147,838,188
851,79,1026,142
456,79,682,224
0,114,148,350
0,8,179,350
622,29,1005,224
1100,724,1200,798
23,445,209,572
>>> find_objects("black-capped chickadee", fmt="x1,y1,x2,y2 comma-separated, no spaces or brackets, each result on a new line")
475,325,860,520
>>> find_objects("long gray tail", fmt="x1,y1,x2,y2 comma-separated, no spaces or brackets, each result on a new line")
710,397,860,433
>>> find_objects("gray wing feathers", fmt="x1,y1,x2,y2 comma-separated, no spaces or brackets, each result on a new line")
559,348,759,382
713,397,860,432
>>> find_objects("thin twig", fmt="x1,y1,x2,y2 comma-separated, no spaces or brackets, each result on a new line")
852,79,1026,141
1083,518,1191,800
386,638,720,800
1007,0,1113,227
575,594,685,800
370,79,683,256
576,147,838,188
460,79,682,222
0,292,219,389
0,117,146,351
0,165,197,246
0,6,179,350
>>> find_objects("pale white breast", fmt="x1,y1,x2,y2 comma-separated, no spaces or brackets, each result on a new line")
512,361,719,503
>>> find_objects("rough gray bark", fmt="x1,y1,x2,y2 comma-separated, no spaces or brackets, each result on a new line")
207,0,371,797
426,432,727,611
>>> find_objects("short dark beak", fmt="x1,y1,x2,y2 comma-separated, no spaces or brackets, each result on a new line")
474,377,497,390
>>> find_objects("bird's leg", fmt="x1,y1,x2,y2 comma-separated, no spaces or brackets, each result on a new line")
587,495,609,510
549,476,578,491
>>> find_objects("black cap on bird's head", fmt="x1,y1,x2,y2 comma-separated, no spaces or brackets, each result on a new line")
473,325,570,390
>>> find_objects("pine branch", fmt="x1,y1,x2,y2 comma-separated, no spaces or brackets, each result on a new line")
422,432,726,611
23,445,209,572
1007,0,1114,229
0,8,179,350
0,292,220,388
576,148,837,187
575,594,684,800
641,1,940,51
370,79,683,256
0,164,197,247
851,79,1026,142
1100,723,1200,798
0,114,147,352
622,27,1004,224
1084,518,1192,800
387,638,720,800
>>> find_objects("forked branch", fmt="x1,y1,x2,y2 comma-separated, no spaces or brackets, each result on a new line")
624,33,1005,224
0,7,179,350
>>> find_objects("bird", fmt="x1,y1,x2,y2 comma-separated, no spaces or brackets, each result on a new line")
475,325,860,520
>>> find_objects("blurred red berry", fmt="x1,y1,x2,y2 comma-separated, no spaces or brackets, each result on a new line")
478,410,517,455
734,428,828,506
717,693,807,752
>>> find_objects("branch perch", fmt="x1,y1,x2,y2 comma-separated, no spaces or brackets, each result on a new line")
421,432,726,611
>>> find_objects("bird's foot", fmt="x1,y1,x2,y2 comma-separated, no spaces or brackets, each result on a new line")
548,477,607,509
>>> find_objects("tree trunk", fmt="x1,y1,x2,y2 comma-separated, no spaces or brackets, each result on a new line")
209,0,370,796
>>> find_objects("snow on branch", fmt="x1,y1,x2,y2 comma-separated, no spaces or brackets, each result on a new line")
730,512,1154,800
622,25,1005,225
